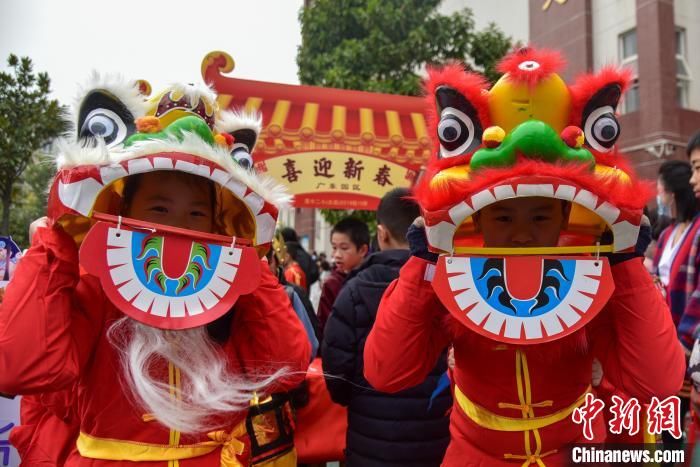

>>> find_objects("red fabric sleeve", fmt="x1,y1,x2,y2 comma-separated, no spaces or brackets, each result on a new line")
363,256,452,393
590,258,686,402
9,389,79,465
0,227,105,394
229,262,310,393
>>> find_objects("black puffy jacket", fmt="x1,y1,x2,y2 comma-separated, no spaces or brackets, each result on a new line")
322,249,451,467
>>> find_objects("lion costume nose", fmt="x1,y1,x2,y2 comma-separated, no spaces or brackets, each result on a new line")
125,115,215,147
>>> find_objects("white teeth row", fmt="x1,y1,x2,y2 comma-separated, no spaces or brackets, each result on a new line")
57,156,275,246
106,227,241,318
426,183,639,253
445,257,602,341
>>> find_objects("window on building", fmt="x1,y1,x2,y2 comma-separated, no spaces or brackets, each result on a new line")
676,27,691,108
619,29,639,114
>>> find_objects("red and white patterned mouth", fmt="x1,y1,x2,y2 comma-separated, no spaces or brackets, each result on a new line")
423,177,641,253
432,255,615,344
107,227,240,318
80,221,261,329
49,153,278,246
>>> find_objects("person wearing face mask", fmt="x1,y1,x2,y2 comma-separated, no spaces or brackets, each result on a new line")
652,159,700,451
653,160,700,346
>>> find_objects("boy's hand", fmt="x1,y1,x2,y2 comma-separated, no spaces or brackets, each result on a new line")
29,216,50,242
28,217,77,255
407,217,439,263
602,215,651,266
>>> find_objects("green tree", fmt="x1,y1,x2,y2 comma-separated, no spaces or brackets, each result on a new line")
297,0,511,227
297,0,512,95
0,54,66,237
8,153,55,247
321,209,377,236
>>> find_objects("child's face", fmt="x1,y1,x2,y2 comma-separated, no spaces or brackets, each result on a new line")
476,197,568,248
126,172,214,233
331,232,367,273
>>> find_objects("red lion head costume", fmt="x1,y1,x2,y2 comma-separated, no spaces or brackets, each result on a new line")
418,47,650,345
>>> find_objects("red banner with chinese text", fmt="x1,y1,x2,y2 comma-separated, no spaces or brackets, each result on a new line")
201,51,430,210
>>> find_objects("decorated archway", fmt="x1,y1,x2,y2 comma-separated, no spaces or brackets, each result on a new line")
201,51,431,210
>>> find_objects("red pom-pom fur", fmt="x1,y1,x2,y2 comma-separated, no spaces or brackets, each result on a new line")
496,47,566,87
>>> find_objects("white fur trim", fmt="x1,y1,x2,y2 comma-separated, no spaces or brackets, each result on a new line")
215,110,262,135
54,138,112,169
73,71,147,125
118,133,291,208
164,82,217,109
54,132,291,209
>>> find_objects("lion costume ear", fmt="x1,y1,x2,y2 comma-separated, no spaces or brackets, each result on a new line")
425,65,490,161
228,128,258,170
74,75,147,148
215,111,262,170
229,128,258,155
434,86,484,158
569,67,632,153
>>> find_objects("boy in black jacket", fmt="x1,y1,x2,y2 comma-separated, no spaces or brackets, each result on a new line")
322,188,451,467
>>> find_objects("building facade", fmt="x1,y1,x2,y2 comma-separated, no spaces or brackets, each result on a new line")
529,0,700,179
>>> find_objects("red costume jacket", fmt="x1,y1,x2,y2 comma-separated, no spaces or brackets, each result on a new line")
283,262,307,291
364,256,685,466
9,389,78,466
0,227,310,466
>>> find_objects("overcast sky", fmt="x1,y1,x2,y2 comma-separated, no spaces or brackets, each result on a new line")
0,0,305,106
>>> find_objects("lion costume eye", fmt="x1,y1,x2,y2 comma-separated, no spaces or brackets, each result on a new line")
438,107,478,158
579,83,623,153
80,109,128,147
584,106,619,152
435,86,483,159
77,89,136,148
231,143,253,169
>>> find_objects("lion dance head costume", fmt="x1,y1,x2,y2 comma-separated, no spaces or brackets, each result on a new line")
419,47,649,345
42,75,295,436
48,75,289,330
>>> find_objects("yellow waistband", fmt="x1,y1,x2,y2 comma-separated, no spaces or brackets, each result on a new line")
452,245,614,255
454,384,591,432
77,423,246,466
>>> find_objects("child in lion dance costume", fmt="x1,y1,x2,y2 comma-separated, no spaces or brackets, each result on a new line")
0,76,309,466
364,47,686,466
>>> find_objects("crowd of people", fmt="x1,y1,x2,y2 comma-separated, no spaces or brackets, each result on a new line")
1,46,699,467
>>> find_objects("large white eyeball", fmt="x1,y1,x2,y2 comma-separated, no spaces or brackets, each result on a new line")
438,107,479,158
80,108,128,147
584,105,620,153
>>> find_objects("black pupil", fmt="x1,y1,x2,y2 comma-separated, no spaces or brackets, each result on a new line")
443,126,458,141
233,150,251,168
91,121,107,135
601,124,615,140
